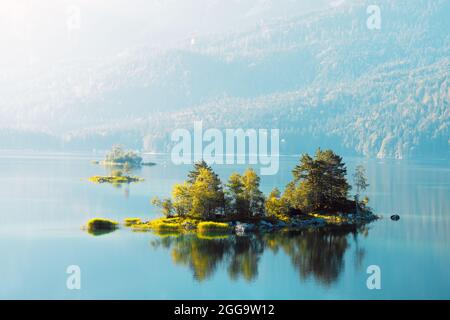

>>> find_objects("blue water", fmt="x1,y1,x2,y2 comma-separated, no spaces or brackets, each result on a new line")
0,151,449,299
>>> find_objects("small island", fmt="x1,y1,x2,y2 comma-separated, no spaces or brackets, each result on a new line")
89,145,151,185
95,145,156,168
86,149,378,236
84,218,119,236
89,169,143,184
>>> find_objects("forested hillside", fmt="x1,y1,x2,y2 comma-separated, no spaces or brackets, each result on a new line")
0,0,448,158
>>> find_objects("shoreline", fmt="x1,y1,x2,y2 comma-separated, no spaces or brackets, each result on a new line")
86,210,379,236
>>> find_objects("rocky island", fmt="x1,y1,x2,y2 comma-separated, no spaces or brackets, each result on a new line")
94,145,156,168
86,149,378,236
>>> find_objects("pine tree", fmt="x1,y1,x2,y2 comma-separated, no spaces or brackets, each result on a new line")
241,168,265,217
225,169,265,217
190,168,226,219
317,149,350,209
226,173,245,216
352,165,369,214
188,160,218,184
353,165,369,194
265,188,290,218
287,149,351,212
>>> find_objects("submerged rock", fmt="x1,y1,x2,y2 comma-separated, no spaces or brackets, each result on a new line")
235,222,255,235
390,214,400,221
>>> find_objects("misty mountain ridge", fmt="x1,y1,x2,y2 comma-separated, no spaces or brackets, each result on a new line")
0,0,448,159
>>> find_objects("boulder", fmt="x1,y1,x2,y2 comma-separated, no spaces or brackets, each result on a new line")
258,221,274,231
275,221,288,228
235,222,255,234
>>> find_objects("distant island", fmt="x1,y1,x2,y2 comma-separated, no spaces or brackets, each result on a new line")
86,148,378,236
93,145,156,168
89,145,152,185
89,169,144,185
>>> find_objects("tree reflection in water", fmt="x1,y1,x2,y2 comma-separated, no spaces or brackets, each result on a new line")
150,225,369,285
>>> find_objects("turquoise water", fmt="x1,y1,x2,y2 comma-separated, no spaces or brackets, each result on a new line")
0,152,449,299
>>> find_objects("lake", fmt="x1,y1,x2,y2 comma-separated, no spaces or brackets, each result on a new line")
0,151,449,299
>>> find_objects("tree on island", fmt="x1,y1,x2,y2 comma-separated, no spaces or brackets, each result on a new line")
105,145,142,166
226,172,246,216
187,160,218,183
154,162,265,219
241,169,265,217
352,165,370,213
190,168,226,219
152,150,366,220
151,198,174,217
353,165,369,195
286,148,351,213
226,169,265,218
265,188,290,219
153,161,226,219
171,182,193,217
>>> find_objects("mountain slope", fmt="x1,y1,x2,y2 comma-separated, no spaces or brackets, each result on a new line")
0,0,449,158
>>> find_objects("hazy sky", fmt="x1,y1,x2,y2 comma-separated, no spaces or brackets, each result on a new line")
0,0,342,75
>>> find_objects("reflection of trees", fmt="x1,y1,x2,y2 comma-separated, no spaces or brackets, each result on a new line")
150,226,369,285
265,227,350,286
151,234,262,282
227,236,264,281
87,229,117,237
352,227,368,271
171,236,231,281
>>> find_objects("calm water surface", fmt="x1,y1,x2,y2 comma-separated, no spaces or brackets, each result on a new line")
0,151,449,299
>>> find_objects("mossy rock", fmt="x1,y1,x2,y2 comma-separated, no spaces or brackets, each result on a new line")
197,222,232,234
86,218,119,234
124,218,142,226
89,175,143,184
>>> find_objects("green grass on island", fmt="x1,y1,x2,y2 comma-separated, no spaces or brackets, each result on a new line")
85,148,378,237
124,218,142,226
89,175,143,184
122,212,376,235
197,222,232,234
127,217,233,235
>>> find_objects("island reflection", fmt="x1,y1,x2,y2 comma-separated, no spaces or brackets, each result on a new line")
150,225,369,285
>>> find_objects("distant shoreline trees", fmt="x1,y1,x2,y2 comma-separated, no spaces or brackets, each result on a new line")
153,149,367,220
